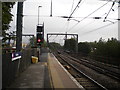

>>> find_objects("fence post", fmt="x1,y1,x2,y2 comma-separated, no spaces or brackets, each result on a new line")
16,58,21,77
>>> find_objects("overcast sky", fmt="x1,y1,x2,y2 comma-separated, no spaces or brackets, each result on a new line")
10,0,119,44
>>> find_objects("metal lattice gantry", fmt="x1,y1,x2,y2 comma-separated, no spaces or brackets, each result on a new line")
47,33,78,52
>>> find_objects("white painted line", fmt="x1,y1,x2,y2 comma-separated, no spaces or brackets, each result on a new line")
12,56,21,61
51,53,85,89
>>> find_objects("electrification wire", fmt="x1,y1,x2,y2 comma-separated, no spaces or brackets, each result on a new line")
66,21,70,32
81,21,118,36
103,1,115,21
70,0,75,13
67,0,82,21
69,0,86,15
66,1,109,32
65,0,85,34
72,8,118,33
73,19,96,33
64,0,80,34
65,0,75,33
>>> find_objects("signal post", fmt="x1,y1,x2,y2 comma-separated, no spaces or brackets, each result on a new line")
36,24,44,46
36,24,44,60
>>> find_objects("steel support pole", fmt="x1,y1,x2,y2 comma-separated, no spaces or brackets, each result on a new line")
38,6,39,25
43,22,44,41
0,2,2,89
50,0,52,17
38,6,42,25
76,35,78,53
47,34,49,46
16,2,23,52
118,5,120,41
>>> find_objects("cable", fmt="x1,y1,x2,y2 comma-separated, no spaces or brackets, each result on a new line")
73,19,96,33
67,0,82,21
70,0,75,14
67,1,109,32
81,21,118,36
79,1,109,22
67,22,79,32
103,1,115,22
72,9,118,33
66,21,70,32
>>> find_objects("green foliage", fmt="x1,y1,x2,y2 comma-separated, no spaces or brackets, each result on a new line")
29,37,37,47
64,38,77,52
78,42,91,54
2,2,15,43
42,41,47,47
90,37,120,58
77,37,120,66
49,42,62,51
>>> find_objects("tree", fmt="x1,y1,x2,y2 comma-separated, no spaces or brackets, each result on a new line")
29,36,37,47
91,37,120,58
2,2,15,43
106,38,120,58
49,42,62,51
64,38,77,52
78,42,91,55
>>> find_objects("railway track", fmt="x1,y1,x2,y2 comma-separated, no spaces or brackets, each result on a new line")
53,52,120,90
54,53,107,90
64,53,120,81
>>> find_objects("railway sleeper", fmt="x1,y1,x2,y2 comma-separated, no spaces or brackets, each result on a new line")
63,65,71,70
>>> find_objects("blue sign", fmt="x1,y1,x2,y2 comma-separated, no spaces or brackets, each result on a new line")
12,52,22,61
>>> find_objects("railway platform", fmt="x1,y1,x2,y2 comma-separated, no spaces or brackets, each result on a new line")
48,53,84,89
8,48,84,89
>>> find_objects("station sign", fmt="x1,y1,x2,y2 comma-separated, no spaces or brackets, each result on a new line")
12,52,22,61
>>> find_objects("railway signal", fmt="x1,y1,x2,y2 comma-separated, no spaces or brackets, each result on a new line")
36,24,44,46
36,33,43,44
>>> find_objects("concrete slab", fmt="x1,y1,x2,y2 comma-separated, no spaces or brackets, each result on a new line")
39,53,52,88
40,53,48,62
6,48,83,89
9,62,45,88
8,51,52,89
48,53,84,89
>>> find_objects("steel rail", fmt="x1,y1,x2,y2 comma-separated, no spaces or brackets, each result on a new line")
57,54,108,90
64,53,120,80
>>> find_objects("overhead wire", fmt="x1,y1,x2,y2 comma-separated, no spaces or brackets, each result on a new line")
65,0,75,33
57,0,75,34
70,0,75,13
103,1,115,22
81,21,118,36
72,8,118,33
67,0,83,21
72,19,96,33
66,1,110,32
60,21,69,32
75,1,119,34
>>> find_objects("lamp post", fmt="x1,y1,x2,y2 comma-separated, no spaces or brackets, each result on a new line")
38,6,42,25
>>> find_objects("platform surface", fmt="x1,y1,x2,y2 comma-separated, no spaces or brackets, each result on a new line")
48,53,84,89
9,62,45,88
8,48,51,89
8,47,84,89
